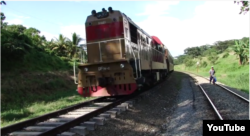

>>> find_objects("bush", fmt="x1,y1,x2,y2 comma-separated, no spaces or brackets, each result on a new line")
222,52,229,58
201,61,208,68
208,53,219,64
185,60,195,67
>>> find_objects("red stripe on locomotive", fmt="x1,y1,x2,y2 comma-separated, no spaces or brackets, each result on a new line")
86,21,124,41
78,83,137,97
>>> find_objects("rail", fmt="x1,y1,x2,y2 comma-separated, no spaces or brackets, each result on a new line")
186,71,249,103
198,84,224,120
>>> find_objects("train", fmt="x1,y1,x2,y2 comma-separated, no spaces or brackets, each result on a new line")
75,7,174,97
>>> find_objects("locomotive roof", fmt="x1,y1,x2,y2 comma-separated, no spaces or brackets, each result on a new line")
122,13,151,38
151,36,163,45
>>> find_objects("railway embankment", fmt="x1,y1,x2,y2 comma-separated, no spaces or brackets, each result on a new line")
1,70,89,127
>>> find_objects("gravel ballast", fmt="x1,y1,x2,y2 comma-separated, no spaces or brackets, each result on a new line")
87,71,218,136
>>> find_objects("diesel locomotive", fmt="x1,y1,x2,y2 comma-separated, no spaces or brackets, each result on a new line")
75,7,174,97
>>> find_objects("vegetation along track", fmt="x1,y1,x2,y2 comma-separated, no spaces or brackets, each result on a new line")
1,73,172,136
186,71,249,120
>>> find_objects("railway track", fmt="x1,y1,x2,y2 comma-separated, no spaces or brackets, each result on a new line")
1,74,172,136
186,72,249,120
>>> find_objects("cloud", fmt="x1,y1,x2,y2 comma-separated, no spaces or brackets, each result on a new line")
5,13,30,25
6,19,23,25
40,31,58,41
136,1,249,57
13,15,30,19
136,1,179,16
60,25,86,44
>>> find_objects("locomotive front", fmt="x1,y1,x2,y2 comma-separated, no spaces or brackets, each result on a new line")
77,7,138,97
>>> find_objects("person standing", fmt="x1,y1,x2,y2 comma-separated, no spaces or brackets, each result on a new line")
209,66,215,84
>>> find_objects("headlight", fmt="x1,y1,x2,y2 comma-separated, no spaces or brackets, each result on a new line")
84,68,88,72
120,64,125,68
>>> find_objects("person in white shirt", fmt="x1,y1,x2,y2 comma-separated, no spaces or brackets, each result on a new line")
209,66,215,84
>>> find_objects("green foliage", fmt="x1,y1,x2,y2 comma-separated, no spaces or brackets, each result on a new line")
222,52,229,58
174,55,189,65
230,38,249,65
1,23,84,72
198,56,202,61
183,39,236,58
201,61,208,68
174,53,249,94
185,59,195,67
184,46,202,57
208,53,219,64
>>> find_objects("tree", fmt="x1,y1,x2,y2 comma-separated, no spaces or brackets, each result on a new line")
68,32,83,59
0,1,6,4
234,1,249,14
1,1,6,28
52,34,71,57
231,39,249,65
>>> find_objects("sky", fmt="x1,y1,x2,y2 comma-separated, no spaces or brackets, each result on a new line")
1,0,249,57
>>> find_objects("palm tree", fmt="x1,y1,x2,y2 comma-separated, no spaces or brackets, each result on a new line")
52,34,71,57
68,32,83,59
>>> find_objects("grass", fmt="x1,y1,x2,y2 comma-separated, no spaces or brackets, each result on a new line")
175,52,249,94
1,48,88,127
1,70,94,128
1,92,94,127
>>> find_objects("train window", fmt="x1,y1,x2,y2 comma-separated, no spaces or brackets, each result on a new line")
146,37,149,44
129,22,138,44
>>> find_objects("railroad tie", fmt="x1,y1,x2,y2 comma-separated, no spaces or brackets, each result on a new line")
93,102,112,106
37,122,65,126
90,117,105,125
98,113,111,120
57,131,77,136
74,109,97,112
70,126,88,136
116,105,127,111
59,114,82,118
9,132,42,136
24,126,55,131
67,111,89,115
80,121,97,131
123,101,134,107
110,107,123,114
106,110,117,118
48,118,74,122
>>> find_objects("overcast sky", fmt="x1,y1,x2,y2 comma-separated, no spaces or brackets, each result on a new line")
1,1,249,57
